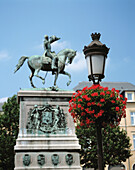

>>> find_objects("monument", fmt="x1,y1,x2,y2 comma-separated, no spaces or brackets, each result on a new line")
14,35,81,170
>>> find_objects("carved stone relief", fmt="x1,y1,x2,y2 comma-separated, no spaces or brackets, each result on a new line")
65,154,73,165
37,154,45,166
23,154,31,166
26,103,67,134
52,154,59,166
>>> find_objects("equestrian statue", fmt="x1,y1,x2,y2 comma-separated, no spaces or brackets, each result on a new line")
14,35,76,88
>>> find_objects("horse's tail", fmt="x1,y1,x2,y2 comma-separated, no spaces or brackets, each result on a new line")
14,56,29,73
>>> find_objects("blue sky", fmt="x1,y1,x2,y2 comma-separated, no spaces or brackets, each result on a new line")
0,0,135,102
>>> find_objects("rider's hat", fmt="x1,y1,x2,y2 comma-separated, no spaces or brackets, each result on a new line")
44,35,48,39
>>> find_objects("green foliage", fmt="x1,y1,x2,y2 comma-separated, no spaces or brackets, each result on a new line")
0,95,19,170
76,124,132,169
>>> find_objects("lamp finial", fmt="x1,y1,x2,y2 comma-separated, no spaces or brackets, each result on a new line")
91,32,101,41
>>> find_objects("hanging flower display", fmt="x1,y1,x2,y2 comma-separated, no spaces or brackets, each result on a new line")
69,84,127,128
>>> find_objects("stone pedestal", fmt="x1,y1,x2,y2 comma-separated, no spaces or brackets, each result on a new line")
14,89,81,170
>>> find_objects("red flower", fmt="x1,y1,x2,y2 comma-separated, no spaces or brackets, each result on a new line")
69,99,73,103
86,118,91,125
78,104,82,108
94,114,99,118
81,112,86,116
125,97,127,101
103,87,108,91
69,85,127,127
116,90,119,93
73,98,76,102
68,107,73,112
85,108,89,113
78,98,82,102
71,112,75,118
89,110,95,114
73,104,77,109
87,102,91,106
74,119,76,123
82,86,88,91
120,94,123,98
100,98,105,102
110,93,115,97
82,95,88,100
86,97,91,101
106,91,110,94
81,106,84,110
80,122,84,126
100,92,105,96
91,92,98,96
111,88,115,92
99,110,104,114
97,103,102,107
91,84,100,89
123,100,126,105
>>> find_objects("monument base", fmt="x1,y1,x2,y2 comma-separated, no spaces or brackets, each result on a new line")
14,89,81,170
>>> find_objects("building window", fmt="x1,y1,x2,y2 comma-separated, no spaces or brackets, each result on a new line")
131,112,135,125
127,93,133,101
133,135,135,150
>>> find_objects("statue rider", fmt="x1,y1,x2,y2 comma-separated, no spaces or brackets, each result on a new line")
44,35,60,71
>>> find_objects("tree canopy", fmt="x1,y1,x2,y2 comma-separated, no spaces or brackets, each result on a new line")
76,124,132,169
0,95,19,170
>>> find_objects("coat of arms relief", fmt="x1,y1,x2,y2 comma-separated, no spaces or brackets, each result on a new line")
26,103,67,134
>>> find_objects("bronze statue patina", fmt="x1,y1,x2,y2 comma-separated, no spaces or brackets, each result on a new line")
14,35,76,88
43,35,60,71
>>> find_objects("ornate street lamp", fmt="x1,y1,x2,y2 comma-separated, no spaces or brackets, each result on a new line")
83,32,109,84
83,33,110,170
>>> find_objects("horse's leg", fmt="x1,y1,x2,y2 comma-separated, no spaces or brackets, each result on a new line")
34,68,45,84
54,71,58,86
61,71,71,86
29,69,35,88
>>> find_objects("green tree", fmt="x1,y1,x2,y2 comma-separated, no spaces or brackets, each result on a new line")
76,124,132,169
0,95,19,170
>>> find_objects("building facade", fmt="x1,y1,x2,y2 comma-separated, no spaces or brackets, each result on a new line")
74,82,135,170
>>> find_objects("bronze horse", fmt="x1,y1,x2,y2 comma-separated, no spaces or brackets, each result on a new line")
14,49,76,88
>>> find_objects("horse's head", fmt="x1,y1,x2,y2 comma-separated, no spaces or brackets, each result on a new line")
67,50,77,64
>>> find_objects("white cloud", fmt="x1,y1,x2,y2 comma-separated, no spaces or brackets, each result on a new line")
0,97,8,103
0,50,10,60
52,41,70,52
106,57,110,69
66,52,86,72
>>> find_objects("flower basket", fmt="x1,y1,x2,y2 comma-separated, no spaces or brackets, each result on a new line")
69,85,127,128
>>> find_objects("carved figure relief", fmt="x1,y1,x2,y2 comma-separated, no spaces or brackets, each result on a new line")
26,103,67,134
65,154,73,165
23,154,31,166
52,154,59,166
37,154,45,166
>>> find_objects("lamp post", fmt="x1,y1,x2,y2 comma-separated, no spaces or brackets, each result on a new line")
83,33,109,170
83,32,109,84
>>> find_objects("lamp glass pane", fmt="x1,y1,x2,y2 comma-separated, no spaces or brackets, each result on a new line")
86,56,91,76
91,55,105,75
